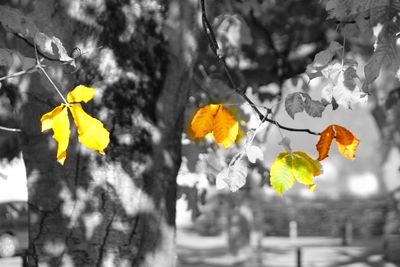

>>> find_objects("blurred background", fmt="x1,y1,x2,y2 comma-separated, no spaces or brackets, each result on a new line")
1,0,400,266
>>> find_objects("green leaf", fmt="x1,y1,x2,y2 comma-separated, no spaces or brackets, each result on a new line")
270,151,322,196
313,41,343,67
270,152,294,196
291,155,314,185
293,151,322,176
285,92,304,119
364,29,400,90
303,94,325,118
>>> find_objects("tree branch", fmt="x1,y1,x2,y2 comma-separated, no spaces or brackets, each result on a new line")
0,66,36,82
0,125,22,132
199,0,320,136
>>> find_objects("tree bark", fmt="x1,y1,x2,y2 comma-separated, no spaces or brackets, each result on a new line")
4,0,197,266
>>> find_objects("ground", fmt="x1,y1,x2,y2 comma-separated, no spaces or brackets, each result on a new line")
177,229,400,267
1,230,399,267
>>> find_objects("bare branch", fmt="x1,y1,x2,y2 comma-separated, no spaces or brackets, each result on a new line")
0,68,33,82
199,0,320,136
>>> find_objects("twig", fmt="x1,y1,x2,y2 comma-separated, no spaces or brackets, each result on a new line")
199,0,320,136
334,16,370,24
0,68,34,82
0,125,21,132
38,66,68,104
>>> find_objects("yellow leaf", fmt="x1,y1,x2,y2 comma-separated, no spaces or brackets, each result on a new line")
270,152,294,196
69,104,110,154
291,153,315,185
40,105,70,165
294,151,321,176
270,151,322,195
67,85,95,103
40,85,110,164
212,106,239,148
309,184,317,192
190,104,220,139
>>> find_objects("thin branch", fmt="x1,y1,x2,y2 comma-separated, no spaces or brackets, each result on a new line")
0,125,22,132
38,65,68,104
199,0,320,136
0,68,34,82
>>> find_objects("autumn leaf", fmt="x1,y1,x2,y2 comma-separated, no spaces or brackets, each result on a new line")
294,151,322,177
190,104,220,139
316,124,359,161
316,126,335,161
69,104,109,154
67,85,95,103
189,104,239,148
334,125,359,159
41,105,70,164
309,184,317,192
270,151,322,196
213,106,239,148
40,85,110,165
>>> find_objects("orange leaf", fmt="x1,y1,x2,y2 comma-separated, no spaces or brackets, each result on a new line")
316,124,359,161
190,104,220,139
316,125,335,161
333,124,359,160
212,106,239,148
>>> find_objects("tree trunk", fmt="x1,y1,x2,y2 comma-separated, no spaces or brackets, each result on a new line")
9,0,196,266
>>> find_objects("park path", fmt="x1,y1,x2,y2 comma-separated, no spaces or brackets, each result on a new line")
177,230,400,267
